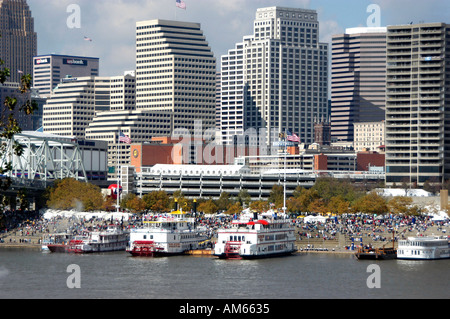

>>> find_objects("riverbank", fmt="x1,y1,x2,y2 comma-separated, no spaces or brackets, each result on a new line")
1,210,448,254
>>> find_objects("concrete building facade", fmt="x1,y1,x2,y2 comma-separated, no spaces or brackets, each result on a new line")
385,23,450,186
135,19,216,134
33,54,99,97
331,27,387,144
220,6,329,146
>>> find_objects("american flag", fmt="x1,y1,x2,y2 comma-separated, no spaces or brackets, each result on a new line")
286,130,300,143
119,131,131,144
176,0,186,9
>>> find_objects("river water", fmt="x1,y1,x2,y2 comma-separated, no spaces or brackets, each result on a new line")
0,248,448,300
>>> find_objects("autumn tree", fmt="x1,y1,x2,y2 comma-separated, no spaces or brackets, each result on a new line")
250,200,269,213
171,190,191,212
225,202,242,215
351,191,388,215
46,178,103,211
387,196,419,215
197,199,218,214
142,190,170,213
291,186,320,212
327,195,350,215
308,198,327,215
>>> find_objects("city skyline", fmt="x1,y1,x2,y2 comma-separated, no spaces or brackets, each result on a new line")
28,0,450,77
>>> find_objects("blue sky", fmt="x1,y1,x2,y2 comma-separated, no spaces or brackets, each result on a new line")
28,0,450,76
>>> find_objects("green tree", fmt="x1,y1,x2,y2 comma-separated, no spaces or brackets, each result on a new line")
216,191,233,212
236,189,251,207
312,177,361,205
0,55,37,208
142,190,170,213
286,196,304,214
268,184,284,209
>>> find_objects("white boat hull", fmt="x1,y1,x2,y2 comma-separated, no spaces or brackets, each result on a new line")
397,236,450,260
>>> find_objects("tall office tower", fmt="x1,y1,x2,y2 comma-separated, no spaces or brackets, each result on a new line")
110,71,136,111
85,109,173,179
215,72,221,130
220,40,246,145
33,55,100,97
135,19,216,134
331,27,387,145
220,7,329,146
42,76,111,138
385,23,450,186
0,0,37,83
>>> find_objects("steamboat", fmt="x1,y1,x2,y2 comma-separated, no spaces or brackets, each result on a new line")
397,236,450,260
214,212,297,259
127,211,209,257
66,225,129,253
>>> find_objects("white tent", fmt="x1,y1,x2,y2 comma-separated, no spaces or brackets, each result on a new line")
303,215,328,223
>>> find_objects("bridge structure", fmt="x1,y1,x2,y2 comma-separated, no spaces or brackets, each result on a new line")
1,131,88,208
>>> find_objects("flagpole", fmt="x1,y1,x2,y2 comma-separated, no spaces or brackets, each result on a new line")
283,129,287,215
117,130,120,213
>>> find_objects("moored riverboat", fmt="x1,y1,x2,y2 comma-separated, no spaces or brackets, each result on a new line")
66,225,129,253
214,212,297,259
42,233,72,252
355,246,397,260
127,211,209,257
397,236,450,260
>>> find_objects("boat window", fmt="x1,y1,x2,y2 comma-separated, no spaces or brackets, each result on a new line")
143,235,147,239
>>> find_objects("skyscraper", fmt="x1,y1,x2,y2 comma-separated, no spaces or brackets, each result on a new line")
219,6,329,145
33,54,100,97
135,19,216,134
0,0,37,83
331,27,387,145
385,22,450,186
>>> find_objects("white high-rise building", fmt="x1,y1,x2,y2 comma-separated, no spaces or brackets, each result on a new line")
42,72,136,138
85,109,173,179
42,76,111,138
135,19,216,134
219,6,329,145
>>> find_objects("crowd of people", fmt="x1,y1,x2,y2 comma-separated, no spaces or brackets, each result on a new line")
294,213,448,245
